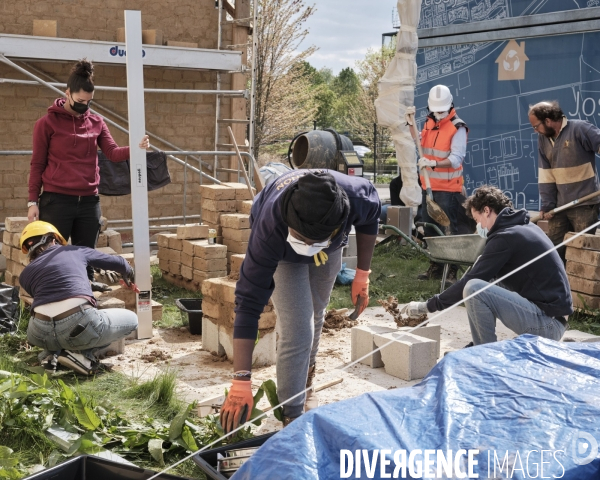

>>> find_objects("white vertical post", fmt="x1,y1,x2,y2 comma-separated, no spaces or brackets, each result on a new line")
125,10,153,339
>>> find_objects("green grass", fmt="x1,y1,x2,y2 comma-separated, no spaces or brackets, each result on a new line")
328,240,439,310
151,265,202,329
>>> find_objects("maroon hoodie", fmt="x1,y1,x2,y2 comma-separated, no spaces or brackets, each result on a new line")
28,98,130,201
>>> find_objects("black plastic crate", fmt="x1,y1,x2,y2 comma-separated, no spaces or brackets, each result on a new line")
192,433,276,480
23,455,189,480
175,298,203,335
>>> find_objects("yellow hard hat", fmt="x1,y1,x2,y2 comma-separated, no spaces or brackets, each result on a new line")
20,221,67,254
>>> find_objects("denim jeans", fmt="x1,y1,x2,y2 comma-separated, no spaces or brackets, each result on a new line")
421,190,475,237
27,307,138,361
463,279,567,345
271,248,342,418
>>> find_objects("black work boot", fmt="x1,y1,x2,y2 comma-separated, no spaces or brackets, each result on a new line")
445,266,459,286
418,261,443,280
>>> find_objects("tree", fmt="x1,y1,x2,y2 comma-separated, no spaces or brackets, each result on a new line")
252,0,318,160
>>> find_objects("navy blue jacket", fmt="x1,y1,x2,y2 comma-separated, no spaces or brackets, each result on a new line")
427,208,573,317
234,169,381,340
20,245,132,309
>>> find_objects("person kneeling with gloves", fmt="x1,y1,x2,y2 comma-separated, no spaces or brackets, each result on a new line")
19,221,140,375
220,170,380,433
402,185,572,347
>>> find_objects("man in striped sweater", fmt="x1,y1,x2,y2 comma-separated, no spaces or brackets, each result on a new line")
528,101,600,259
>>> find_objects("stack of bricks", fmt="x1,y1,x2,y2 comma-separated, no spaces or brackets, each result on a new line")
157,224,227,291
221,213,250,270
565,232,600,311
2,217,30,290
96,229,123,254
201,253,277,365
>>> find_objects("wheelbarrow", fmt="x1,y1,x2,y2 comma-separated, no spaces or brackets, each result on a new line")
381,224,486,293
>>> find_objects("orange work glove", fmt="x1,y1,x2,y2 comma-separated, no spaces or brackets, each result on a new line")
220,379,253,434
351,268,370,315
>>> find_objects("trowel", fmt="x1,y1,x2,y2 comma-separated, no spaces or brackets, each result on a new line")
349,296,365,321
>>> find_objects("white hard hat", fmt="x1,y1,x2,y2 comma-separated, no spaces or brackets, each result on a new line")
428,85,453,112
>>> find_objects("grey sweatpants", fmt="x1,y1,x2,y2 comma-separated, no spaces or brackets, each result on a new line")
271,248,342,418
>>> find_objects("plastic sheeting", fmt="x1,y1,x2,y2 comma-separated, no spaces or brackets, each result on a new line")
233,336,600,479
375,0,422,208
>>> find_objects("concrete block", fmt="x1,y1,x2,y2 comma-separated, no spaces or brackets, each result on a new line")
373,332,437,381
181,251,193,268
96,232,108,248
142,29,163,45
237,200,253,214
564,232,600,251
569,275,600,296
202,199,237,213
193,242,227,259
566,247,600,266
397,324,441,359
33,19,57,37
351,325,397,368
343,256,357,270
181,264,193,280
193,256,227,272
105,230,122,254
157,233,177,248
5,217,29,233
222,227,251,242
220,213,250,229
193,269,228,285
566,261,600,281
176,223,209,240
199,184,236,200
168,236,183,251
166,40,199,48
202,316,225,356
96,247,117,256
562,329,600,343
223,238,248,254
219,324,276,366
385,206,413,243
222,182,255,200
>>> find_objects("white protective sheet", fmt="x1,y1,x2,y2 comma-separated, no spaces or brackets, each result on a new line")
374,0,423,207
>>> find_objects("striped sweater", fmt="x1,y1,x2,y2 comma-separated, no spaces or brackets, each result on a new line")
538,119,600,212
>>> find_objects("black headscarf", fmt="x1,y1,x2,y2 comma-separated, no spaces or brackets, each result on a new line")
280,172,350,241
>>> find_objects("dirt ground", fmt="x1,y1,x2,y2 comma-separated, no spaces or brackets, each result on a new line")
111,305,517,433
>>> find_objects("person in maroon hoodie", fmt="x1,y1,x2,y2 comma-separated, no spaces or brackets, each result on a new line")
27,59,149,290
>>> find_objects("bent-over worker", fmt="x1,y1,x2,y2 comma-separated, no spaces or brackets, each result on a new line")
220,170,380,433
19,221,139,375
402,185,572,347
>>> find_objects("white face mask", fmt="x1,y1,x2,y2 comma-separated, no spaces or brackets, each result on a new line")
433,111,449,121
476,222,489,238
287,233,329,257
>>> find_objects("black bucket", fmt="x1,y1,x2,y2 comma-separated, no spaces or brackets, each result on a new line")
291,129,353,169
23,455,187,480
175,298,203,335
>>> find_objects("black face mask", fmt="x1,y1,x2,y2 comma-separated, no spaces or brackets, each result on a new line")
70,98,91,114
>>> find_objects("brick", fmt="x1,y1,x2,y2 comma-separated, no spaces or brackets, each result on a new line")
202,209,222,225
182,239,208,256
119,253,135,267
152,300,163,322
166,40,199,48
181,264,193,280
373,332,437,381
566,261,600,281
1,243,11,260
33,19,57,37
157,248,170,260
564,232,600,251
351,325,397,368
3,271,15,287
96,232,108,248
95,285,136,309
199,184,236,200
569,275,600,296
220,213,250,230
169,261,181,275
168,236,183,251
105,229,122,254
142,29,163,45
223,182,255,200
222,227,251,242
5,217,29,233
2,230,11,246
116,27,125,42
202,199,237,212
177,223,209,240
97,297,126,309
223,238,247,254
12,233,20,248
572,291,600,311
566,247,600,266
193,269,227,285
229,254,245,279
237,200,253,214
193,256,227,272
181,251,193,267
397,324,441,359
162,272,200,292
96,247,117,256
157,233,177,248
219,324,276,366
194,242,227,259
201,276,237,304
166,249,181,263
158,258,169,272
202,316,225,356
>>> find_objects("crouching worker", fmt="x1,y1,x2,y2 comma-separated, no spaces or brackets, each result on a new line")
402,185,572,346
220,170,380,433
19,221,139,375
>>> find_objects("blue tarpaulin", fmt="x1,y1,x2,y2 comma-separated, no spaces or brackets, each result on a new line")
234,336,600,479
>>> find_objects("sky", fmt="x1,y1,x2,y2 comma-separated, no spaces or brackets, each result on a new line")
302,0,399,75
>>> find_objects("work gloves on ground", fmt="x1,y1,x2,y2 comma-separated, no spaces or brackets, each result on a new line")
404,106,416,125
401,301,429,317
417,158,437,170
351,269,370,317
220,379,254,434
